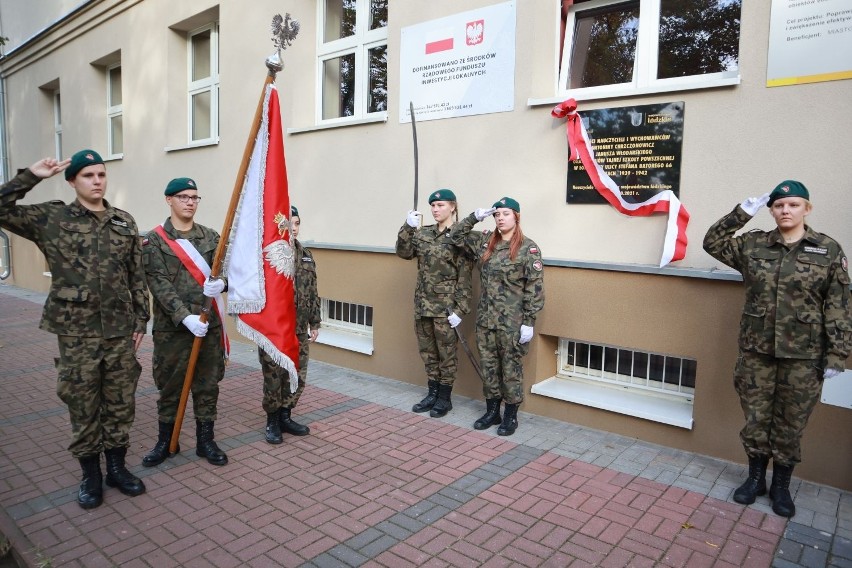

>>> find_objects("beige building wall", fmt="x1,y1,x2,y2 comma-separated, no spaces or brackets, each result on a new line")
1,0,850,490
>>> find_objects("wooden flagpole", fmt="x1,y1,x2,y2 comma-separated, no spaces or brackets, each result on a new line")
168,60,281,454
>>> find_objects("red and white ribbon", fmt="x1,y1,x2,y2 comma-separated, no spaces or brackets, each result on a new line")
153,224,230,358
551,98,689,266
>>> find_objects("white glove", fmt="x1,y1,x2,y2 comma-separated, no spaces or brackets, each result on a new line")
519,325,534,344
474,207,497,222
182,315,209,337
203,278,225,297
406,211,422,228
740,192,771,216
824,368,841,380
448,312,462,328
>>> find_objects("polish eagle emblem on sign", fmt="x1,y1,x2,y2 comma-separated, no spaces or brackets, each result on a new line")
466,20,484,46
263,211,295,278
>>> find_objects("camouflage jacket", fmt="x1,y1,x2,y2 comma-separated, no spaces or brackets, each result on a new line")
703,205,852,369
396,222,473,318
0,168,149,338
142,218,224,332
294,239,321,336
450,213,545,331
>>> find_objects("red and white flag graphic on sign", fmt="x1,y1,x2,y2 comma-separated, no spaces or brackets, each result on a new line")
425,27,454,54
225,84,299,392
551,99,689,267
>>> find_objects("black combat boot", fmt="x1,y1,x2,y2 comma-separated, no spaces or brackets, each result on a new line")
195,421,228,465
733,454,768,505
497,403,519,436
429,384,453,418
77,454,103,509
279,408,310,436
265,412,283,444
769,463,796,517
142,421,180,467
473,398,502,430
104,447,146,496
412,380,439,413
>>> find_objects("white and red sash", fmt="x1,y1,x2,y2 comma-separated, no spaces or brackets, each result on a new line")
551,98,689,267
153,224,230,358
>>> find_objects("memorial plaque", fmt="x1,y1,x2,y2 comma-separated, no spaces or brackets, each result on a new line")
567,102,685,204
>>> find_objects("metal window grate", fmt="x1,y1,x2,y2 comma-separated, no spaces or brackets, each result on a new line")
321,298,373,337
558,338,695,400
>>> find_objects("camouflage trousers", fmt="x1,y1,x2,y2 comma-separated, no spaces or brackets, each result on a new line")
476,326,529,405
55,335,142,458
258,334,308,414
152,329,225,422
414,316,458,386
733,350,822,466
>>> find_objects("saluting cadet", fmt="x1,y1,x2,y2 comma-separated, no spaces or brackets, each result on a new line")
259,206,321,444
142,178,229,467
0,151,149,509
450,197,545,436
704,181,851,518
396,189,473,418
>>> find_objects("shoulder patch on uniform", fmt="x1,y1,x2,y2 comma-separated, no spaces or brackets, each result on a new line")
843,256,848,272
142,237,149,246
529,246,539,254
483,229,491,236
532,260,543,271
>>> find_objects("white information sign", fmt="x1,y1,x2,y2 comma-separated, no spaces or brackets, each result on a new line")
399,1,516,123
767,0,852,87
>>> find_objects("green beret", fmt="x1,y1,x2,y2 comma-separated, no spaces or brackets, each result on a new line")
428,189,456,204
492,196,520,212
65,149,104,180
290,205,299,218
768,180,809,206
164,177,198,196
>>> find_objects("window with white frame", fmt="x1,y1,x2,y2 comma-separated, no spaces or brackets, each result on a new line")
318,0,387,122
559,338,695,398
317,297,374,354
53,91,62,159
532,337,696,428
558,0,741,99
188,23,219,143
106,64,123,157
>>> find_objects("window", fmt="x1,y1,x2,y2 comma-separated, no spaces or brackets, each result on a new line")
188,23,219,143
53,91,62,159
317,298,374,354
318,0,387,123
106,64,123,157
558,0,741,99
531,337,696,428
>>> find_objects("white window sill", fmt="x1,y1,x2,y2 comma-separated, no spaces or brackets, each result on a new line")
528,75,741,108
531,376,694,429
164,139,219,153
315,327,373,355
287,113,387,135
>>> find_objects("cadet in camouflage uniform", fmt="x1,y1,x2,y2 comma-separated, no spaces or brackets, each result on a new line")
259,206,321,444
396,189,473,418
0,151,149,509
704,180,851,518
450,197,545,436
142,178,228,467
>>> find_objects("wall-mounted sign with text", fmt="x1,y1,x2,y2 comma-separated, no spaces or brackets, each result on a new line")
399,1,516,123
767,0,852,87
567,102,685,205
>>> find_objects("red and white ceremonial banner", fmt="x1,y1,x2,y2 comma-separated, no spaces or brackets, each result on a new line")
153,224,231,359
551,98,690,267
224,83,299,392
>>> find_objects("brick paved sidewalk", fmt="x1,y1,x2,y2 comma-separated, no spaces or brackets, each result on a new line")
1,284,850,567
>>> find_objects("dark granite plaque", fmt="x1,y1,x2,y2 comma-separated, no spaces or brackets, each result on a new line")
566,101,684,204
